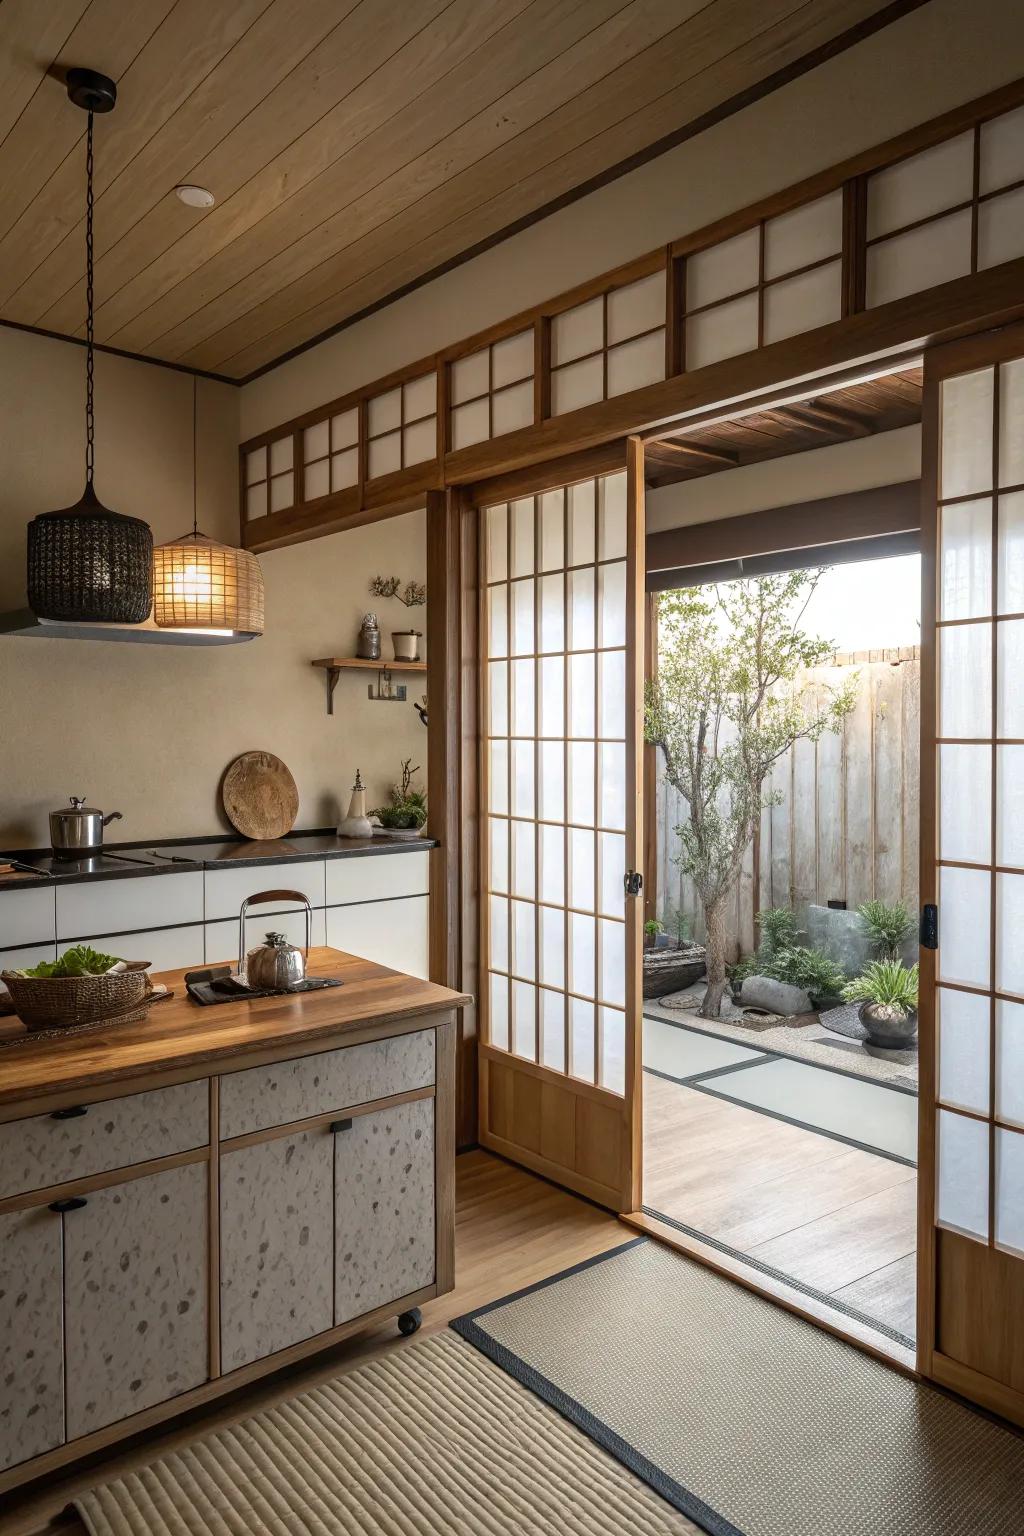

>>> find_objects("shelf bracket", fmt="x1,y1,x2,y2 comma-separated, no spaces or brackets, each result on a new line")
325,665,341,715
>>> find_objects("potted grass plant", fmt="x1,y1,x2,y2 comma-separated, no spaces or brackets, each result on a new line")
842,959,919,1048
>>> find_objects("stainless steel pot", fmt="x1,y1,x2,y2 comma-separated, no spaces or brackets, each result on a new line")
239,889,312,990
49,796,123,857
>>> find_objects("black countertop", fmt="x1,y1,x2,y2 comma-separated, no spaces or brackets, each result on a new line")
0,830,436,890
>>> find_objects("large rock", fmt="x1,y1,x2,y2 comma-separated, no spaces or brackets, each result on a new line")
740,974,813,1015
805,904,917,973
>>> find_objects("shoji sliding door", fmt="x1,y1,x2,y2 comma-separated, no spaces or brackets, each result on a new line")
478,445,644,1211
920,324,1024,1426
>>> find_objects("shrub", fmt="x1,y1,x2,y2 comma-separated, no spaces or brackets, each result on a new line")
661,907,692,945
757,906,799,955
857,900,915,963
843,959,919,1011
727,906,847,1000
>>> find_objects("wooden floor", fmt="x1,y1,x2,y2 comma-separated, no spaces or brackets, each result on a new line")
643,1072,918,1339
2,1151,624,1536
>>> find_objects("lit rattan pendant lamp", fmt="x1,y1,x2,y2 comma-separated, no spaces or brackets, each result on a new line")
152,378,264,637
27,71,153,624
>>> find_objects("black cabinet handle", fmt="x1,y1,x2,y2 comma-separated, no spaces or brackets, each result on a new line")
51,1104,88,1120
329,1118,352,1135
49,1197,88,1213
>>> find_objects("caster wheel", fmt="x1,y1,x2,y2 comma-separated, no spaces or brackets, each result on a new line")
397,1307,422,1337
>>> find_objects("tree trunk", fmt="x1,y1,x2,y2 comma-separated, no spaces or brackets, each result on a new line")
700,895,729,1019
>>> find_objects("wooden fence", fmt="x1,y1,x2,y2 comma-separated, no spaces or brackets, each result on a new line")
654,648,920,961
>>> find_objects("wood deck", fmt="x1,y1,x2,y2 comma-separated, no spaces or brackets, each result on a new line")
642,1070,917,1340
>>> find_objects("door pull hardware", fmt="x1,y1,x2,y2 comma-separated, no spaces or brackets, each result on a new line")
920,903,939,951
623,870,643,897
330,1118,353,1135
49,1196,88,1213
51,1104,88,1120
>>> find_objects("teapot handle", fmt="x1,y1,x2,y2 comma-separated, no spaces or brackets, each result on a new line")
238,890,313,972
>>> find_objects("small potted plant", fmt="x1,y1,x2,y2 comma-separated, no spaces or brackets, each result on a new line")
644,917,664,950
842,959,919,1048
373,759,428,840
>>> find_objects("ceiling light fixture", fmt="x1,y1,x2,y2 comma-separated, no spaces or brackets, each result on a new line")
151,377,264,639
175,184,215,208
27,69,153,624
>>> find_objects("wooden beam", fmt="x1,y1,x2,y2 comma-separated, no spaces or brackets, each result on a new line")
646,481,921,576
646,439,740,470
775,399,873,437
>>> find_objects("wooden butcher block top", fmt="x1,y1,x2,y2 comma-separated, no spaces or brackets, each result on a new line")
0,947,470,1112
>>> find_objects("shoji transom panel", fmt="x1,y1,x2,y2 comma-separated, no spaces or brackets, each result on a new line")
681,190,844,369
482,472,630,1094
366,372,438,479
934,354,1024,1259
867,108,1024,309
450,329,534,451
244,433,295,521
550,272,666,415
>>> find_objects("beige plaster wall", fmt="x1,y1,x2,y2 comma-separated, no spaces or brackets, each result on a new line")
0,327,425,849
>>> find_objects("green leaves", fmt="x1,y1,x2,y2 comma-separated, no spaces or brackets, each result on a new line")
843,959,919,1010
17,944,121,978
857,900,915,962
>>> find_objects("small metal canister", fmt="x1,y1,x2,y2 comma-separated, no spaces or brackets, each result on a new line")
357,612,381,660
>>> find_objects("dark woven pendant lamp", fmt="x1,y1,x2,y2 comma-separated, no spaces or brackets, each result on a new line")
27,69,153,624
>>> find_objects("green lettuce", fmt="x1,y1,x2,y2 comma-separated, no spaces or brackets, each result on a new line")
17,944,122,979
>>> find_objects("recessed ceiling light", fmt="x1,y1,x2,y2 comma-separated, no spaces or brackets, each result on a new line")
175,184,215,209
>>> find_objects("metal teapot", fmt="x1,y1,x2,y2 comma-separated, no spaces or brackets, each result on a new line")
238,890,312,991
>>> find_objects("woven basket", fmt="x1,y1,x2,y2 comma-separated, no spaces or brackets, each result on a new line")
0,963,151,1032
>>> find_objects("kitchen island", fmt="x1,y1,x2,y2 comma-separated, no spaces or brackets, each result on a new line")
0,946,468,1493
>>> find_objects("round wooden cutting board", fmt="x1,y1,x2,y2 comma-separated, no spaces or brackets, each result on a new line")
222,751,299,841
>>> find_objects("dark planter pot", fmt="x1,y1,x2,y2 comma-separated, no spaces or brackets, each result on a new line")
858,1000,918,1049
643,942,707,999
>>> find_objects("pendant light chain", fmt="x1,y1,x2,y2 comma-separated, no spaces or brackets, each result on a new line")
85,109,95,491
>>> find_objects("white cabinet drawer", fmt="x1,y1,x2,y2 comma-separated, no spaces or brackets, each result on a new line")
219,1029,435,1140
0,1080,209,1200
0,885,55,950
204,860,326,922
59,925,206,973
326,849,429,906
326,896,429,979
0,941,57,978
205,907,326,969
56,871,203,941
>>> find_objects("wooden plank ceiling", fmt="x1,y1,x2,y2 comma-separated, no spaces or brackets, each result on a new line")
0,0,914,382
644,367,923,488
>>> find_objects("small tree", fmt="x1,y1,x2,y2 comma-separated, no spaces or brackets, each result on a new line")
645,572,855,1019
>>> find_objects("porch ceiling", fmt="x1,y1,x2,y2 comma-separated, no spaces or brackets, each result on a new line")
643,367,923,489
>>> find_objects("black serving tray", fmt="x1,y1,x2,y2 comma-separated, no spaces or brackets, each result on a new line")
185,972,343,1007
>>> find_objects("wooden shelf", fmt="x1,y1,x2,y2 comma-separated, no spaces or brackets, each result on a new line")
311,656,426,714
311,657,426,672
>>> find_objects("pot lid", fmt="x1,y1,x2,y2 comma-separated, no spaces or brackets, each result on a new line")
51,796,101,817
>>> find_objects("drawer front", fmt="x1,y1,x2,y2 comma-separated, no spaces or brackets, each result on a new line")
56,871,203,942
0,1080,209,1200
219,1029,435,1140
61,925,206,973
326,895,429,979
334,1096,435,1325
0,886,55,950
0,1207,63,1471
0,941,57,978
63,1162,208,1440
325,849,429,906
220,1129,333,1372
204,906,326,969
204,860,326,922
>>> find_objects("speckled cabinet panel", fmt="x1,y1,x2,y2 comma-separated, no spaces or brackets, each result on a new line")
0,1207,63,1471
0,1080,209,1200
334,1097,435,1325
219,1130,334,1372
218,1030,435,1139
63,1162,208,1440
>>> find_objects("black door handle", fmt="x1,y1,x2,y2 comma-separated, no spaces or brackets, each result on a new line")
51,1104,88,1120
920,903,938,951
49,1197,88,1213
329,1118,353,1135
